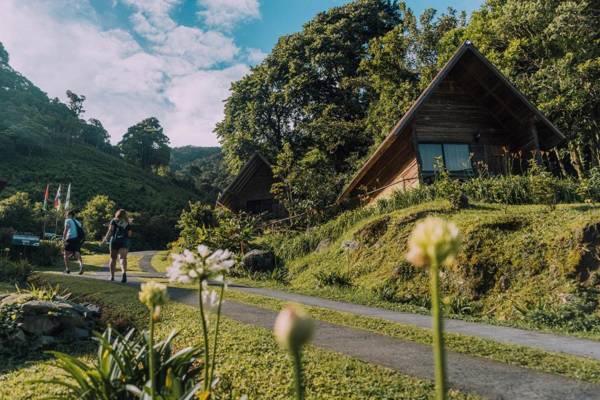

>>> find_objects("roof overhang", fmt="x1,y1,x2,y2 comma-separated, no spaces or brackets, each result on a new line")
337,41,565,203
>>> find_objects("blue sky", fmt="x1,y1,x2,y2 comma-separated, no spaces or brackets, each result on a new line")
0,0,483,146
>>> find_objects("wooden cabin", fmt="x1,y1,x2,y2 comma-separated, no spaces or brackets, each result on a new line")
338,41,565,204
217,153,286,218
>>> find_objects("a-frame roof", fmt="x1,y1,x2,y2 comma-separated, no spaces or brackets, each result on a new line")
217,152,273,208
338,41,565,203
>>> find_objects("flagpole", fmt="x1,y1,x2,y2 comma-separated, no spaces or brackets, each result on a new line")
42,184,49,239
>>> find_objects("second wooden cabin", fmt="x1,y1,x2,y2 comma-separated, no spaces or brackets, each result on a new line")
338,41,565,204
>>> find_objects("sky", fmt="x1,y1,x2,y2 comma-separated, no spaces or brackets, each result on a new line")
0,0,483,147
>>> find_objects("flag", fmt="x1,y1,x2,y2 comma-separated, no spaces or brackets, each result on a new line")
54,184,62,210
64,183,72,211
42,184,50,211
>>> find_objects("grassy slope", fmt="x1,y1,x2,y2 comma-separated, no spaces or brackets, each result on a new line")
0,274,477,400
0,143,198,214
263,201,600,337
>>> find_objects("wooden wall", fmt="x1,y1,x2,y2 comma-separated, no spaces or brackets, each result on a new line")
229,162,286,218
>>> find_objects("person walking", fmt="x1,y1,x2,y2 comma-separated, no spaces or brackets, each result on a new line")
63,210,84,274
103,209,132,282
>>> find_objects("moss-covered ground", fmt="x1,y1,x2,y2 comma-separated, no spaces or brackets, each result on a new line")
259,201,600,338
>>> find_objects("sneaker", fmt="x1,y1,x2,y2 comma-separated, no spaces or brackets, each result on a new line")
78,269,84,275
121,273,127,283
64,269,71,274
109,276,115,281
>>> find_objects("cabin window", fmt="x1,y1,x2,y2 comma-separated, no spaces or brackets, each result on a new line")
246,198,274,214
418,143,472,173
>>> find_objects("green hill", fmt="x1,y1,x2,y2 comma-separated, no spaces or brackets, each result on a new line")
266,201,600,337
0,143,199,214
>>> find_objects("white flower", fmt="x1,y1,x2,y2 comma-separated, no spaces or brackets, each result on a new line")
197,244,211,258
406,217,461,268
167,244,235,284
202,289,220,311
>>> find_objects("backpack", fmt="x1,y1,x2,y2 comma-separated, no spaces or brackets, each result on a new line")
74,219,86,244
112,220,129,242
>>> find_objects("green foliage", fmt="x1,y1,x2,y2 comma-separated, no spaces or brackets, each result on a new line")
438,0,600,175
47,327,203,400
0,192,40,232
118,117,171,170
80,195,117,240
0,303,27,356
173,202,217,250
30,240,62,267
0,258,32,284
313,270,352,288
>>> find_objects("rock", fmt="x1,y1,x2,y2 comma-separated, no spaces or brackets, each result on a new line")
62,327,90,339
340,240,359,251
83,303,101,316
33,335,56,348
21,315,60,335
21,300,61,316
0,293,34,308
11,329,26,343
242,249,275,272
316,239,331,253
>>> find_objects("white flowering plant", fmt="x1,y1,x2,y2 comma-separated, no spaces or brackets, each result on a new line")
166,244,235,396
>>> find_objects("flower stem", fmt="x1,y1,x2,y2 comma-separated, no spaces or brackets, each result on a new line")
292,348,304,400
198,280,211,392
430,261,447,400
209,282,225,385
149,313,156,399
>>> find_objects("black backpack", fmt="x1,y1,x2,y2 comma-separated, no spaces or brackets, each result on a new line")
74,219,86,244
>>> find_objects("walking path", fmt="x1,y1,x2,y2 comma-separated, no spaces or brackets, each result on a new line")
131,251,600,361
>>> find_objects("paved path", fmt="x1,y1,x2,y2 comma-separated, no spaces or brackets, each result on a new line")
231,286,600,362
51,273,600,399
131,250,158,274
118,251,600,362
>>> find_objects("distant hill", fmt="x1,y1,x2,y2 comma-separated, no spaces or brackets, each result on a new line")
170,146,231,204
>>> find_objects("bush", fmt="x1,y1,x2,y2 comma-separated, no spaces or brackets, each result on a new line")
314,270,352,288
80,194,116,240
0,304,27,356
0,259,32,283
48,327,204,399
30,240,62,266
0,192,40,232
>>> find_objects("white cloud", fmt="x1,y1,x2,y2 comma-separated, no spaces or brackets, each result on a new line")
0,0,257,146
197,0,260,30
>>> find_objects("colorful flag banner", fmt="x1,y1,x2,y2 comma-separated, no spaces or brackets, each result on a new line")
64,183,72,211
54,184,62,210
42,184,50,211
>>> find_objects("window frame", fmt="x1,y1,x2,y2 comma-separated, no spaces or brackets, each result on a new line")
417,142,473,174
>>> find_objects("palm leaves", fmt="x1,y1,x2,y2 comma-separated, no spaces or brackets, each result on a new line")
44,327,204,400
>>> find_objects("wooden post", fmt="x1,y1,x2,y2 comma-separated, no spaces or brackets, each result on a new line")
529,117,542,165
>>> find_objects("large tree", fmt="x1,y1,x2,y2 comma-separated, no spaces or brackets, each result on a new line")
118,117,171,169
437,0,600,176
216,0,403,219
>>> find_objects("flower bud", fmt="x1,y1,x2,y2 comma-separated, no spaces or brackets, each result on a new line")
139,281,169,318
274,304,314,352
406,217,461,267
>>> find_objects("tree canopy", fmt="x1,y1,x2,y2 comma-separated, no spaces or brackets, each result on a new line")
118,117,171,170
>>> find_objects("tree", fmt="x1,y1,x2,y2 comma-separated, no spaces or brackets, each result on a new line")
80,195,117,240
81,118,110,149
0,192,39,233
216,0,403,214
66,90,86,117
118,117,171,169
437,0,600,176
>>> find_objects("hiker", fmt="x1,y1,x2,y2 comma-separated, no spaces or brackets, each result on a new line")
63,209,85,274
103,209,132,283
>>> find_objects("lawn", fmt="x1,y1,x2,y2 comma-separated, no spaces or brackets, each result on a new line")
0,273,479,400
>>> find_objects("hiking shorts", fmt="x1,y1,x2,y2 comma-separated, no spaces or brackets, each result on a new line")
110,239,129,253
65,238,81,253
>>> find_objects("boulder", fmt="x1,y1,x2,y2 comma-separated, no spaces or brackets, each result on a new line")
33,335,56,348
21,300,61,316
62,327,90,339
21,315,60,335
243,249,275,272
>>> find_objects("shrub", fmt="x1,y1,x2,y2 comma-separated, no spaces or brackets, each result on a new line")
30,240,62,266
0,192,40,232
48,327,204,399
313,270,352,288
0,259,32,283
79,194,117,240
0,304,27,356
